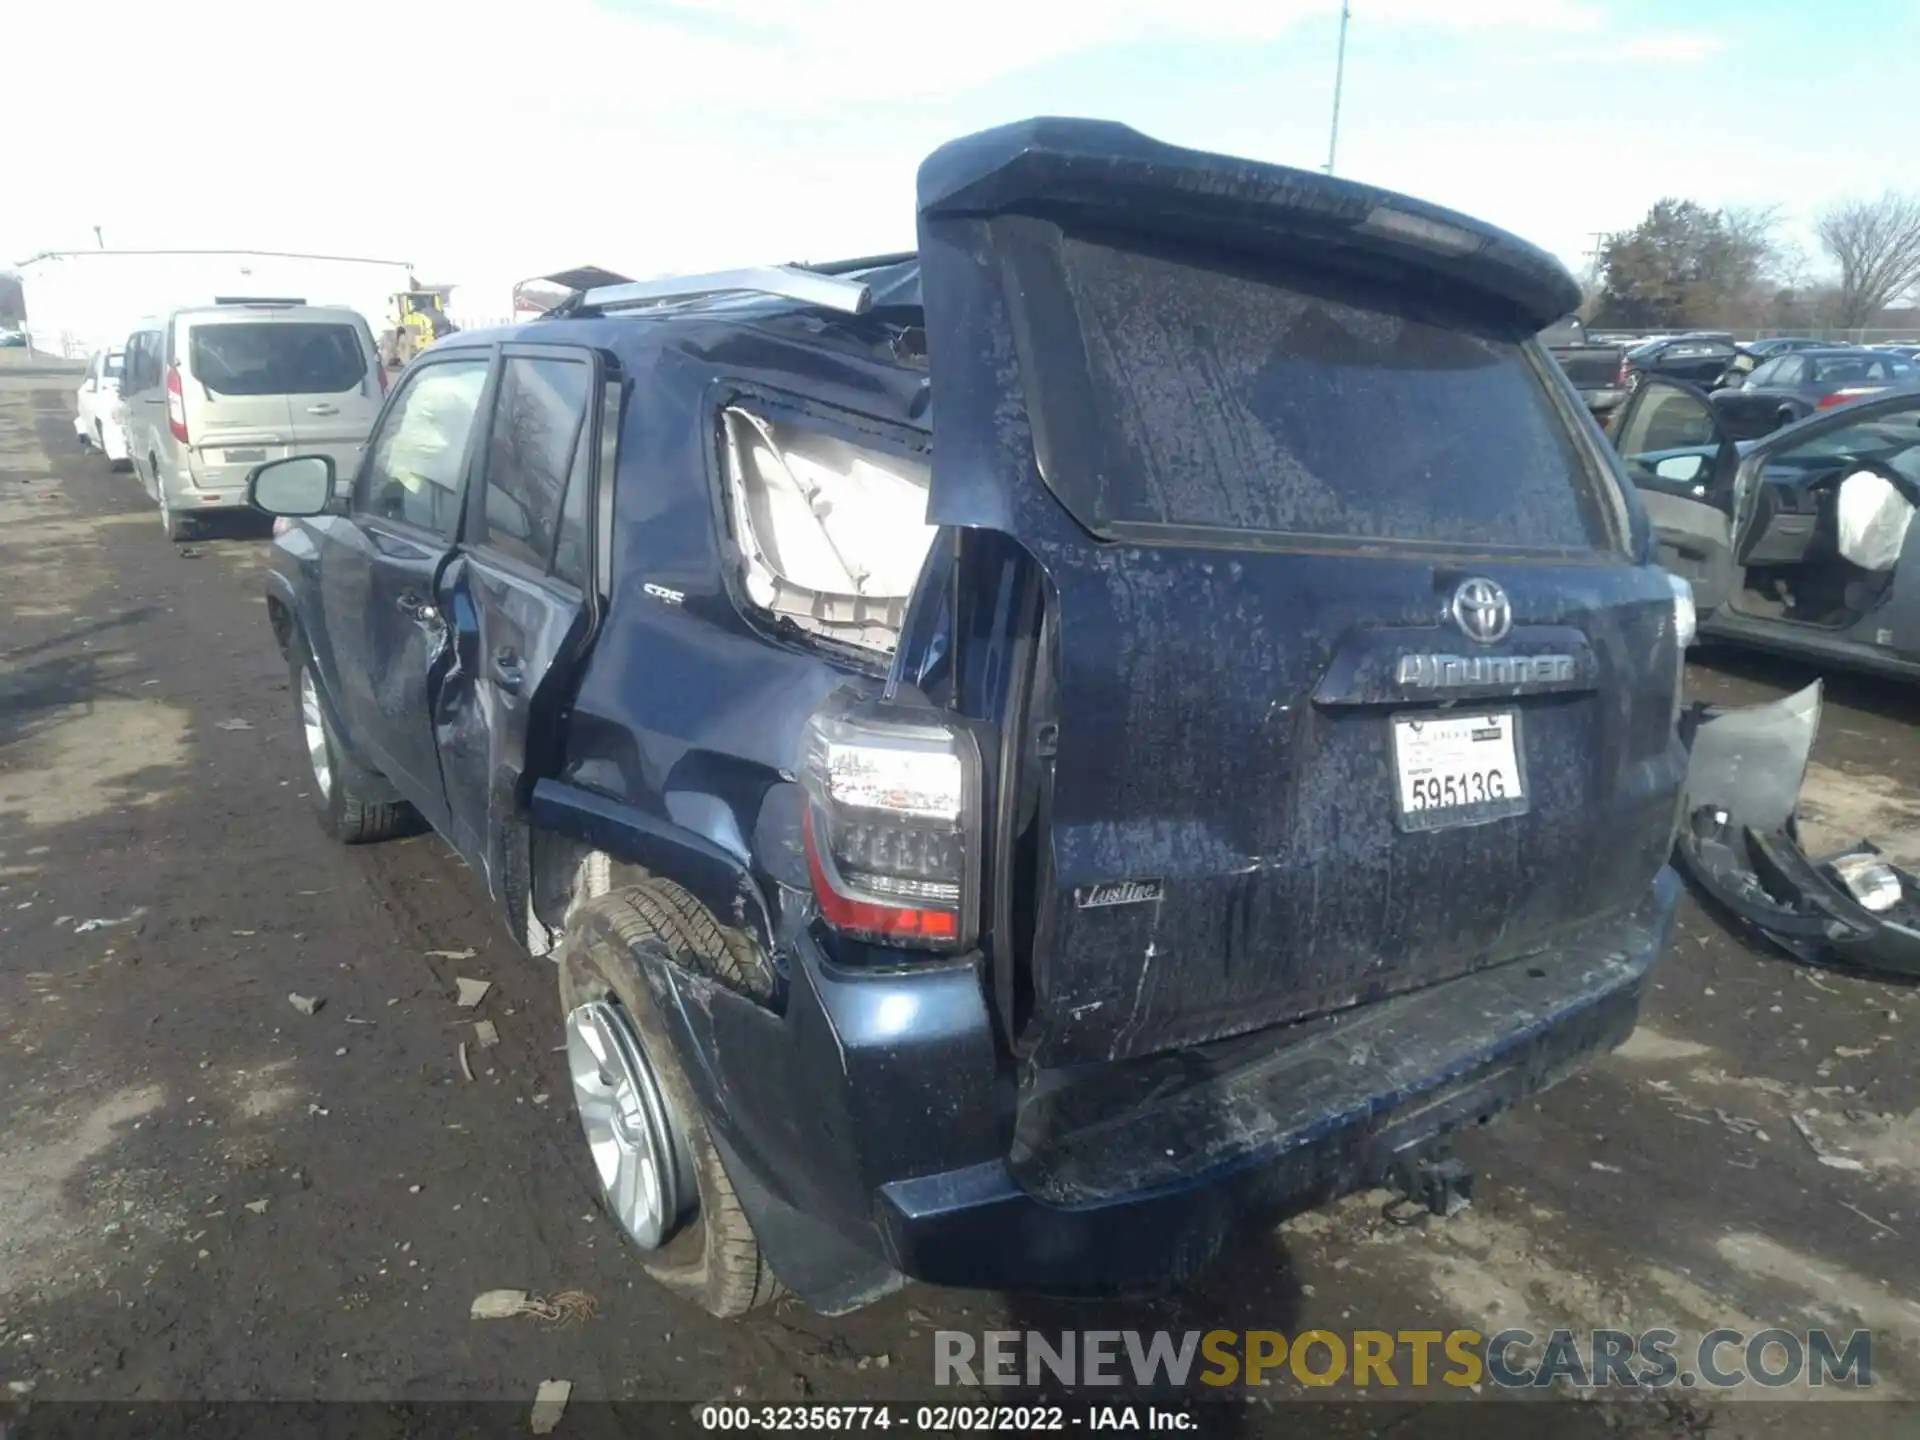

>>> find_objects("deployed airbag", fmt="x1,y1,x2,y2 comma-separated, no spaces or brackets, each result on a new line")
1835,468,1914,573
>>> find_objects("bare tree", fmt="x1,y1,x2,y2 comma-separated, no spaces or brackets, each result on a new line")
1815,191,1920,328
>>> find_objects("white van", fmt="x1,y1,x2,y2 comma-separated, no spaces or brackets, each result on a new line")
119,300,385,539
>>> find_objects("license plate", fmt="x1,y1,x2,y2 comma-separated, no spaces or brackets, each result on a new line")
224,448,267,462
1391,710,1527,832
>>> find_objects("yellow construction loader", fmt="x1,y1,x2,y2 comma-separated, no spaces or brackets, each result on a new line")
381,281,459,369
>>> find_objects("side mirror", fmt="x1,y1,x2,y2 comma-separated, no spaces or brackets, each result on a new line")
249,455,338,517
1654,454,1707,484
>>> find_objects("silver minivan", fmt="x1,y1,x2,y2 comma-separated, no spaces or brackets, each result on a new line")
119,301,385,539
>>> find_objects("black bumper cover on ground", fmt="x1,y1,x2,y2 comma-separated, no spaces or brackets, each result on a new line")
1676,681,1920,975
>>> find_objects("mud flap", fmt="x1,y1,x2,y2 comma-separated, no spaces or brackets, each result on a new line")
1676,681,1920,974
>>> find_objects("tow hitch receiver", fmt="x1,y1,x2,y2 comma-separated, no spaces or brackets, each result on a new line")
1381,1153,1475,1225
1677,681,1920,975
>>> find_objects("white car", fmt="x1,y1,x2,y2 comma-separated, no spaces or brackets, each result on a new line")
74,348,130,468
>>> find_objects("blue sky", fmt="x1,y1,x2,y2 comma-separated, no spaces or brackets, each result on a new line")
8,0,1915,315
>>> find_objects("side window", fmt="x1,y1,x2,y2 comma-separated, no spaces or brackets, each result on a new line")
1747,359,1781,387
477,356,591,573
551,414,594,589
1775,357,1808,386
354,358,490,535
1617,383,1721,460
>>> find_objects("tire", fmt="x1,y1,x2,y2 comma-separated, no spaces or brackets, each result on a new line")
99,423,130,472
158,484,195,542
558,885,783,1317
290,645,414,844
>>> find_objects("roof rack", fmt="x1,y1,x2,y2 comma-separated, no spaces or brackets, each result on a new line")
799,251,916,276
579,265,872,317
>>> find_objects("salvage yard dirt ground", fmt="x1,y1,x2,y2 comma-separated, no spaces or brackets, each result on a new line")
4,349,1920,1437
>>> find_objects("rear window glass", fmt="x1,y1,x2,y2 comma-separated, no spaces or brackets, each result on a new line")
1047,234,1612,551
1812,354,1910,383
1540,316,1584,346
104,353,124,377
187,322,365,396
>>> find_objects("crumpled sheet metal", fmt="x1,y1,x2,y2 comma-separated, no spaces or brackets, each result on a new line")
1676,680,1920,975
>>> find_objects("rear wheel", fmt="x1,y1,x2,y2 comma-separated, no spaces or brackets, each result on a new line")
159,488,194,541
292,648,414,844
558,886,782,1318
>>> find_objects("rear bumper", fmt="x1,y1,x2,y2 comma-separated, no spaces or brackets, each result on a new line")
1584,387,1628,414
175,458,251,510
871,869,1679,1295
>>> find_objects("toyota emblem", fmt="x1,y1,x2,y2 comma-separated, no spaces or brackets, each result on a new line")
1451,578,1512,644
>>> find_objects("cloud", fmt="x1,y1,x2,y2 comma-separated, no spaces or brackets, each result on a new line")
1572,32,1728,64
0,0,1880,303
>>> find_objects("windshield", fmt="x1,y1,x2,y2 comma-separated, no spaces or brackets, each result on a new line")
1761,405,1920,488
187,321,366,396
104,352,124,378
1029,232,1616,552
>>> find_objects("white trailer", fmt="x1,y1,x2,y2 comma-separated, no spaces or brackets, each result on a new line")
15,250,419,359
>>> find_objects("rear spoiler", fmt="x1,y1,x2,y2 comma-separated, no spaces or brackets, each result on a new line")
916,118,1579,330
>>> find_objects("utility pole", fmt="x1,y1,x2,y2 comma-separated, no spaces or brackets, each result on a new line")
1324,0,1351,175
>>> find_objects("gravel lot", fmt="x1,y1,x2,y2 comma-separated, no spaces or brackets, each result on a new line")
4,350,1920,1437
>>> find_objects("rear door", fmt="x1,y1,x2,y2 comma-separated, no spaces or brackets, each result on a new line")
181,312,384,484
914,120,1688,1066
435,344,609,897
317,350,493,831
1657,338,1739,387
120,329,163,482
277,315,386,467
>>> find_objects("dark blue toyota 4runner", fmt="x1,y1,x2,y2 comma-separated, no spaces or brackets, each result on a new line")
250,119,1691,1317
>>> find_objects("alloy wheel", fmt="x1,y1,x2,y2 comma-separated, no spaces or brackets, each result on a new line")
565,998,695,1250
299,668,333,797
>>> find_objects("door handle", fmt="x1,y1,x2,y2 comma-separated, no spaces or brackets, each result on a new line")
306,404,339,415
396,591,439,624
492,646,524,693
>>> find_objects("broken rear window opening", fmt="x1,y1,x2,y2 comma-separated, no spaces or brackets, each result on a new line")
188,322,367,397
720,407,938,655
1015,227,1624,554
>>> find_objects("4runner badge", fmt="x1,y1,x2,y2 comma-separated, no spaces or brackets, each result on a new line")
1075,879,1166,909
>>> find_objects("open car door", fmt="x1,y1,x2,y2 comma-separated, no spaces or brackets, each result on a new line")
1611,376,1738,615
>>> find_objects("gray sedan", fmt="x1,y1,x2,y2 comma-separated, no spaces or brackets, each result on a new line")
1714,348,1917,437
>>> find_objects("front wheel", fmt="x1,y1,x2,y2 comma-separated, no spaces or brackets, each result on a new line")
293,651,415,844
558,887,783,1318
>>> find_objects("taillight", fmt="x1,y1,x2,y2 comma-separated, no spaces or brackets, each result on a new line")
800,702,981,951
165,365,188,443
1818,387,1883,410
377,364,389,396
1614,354,1632,388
